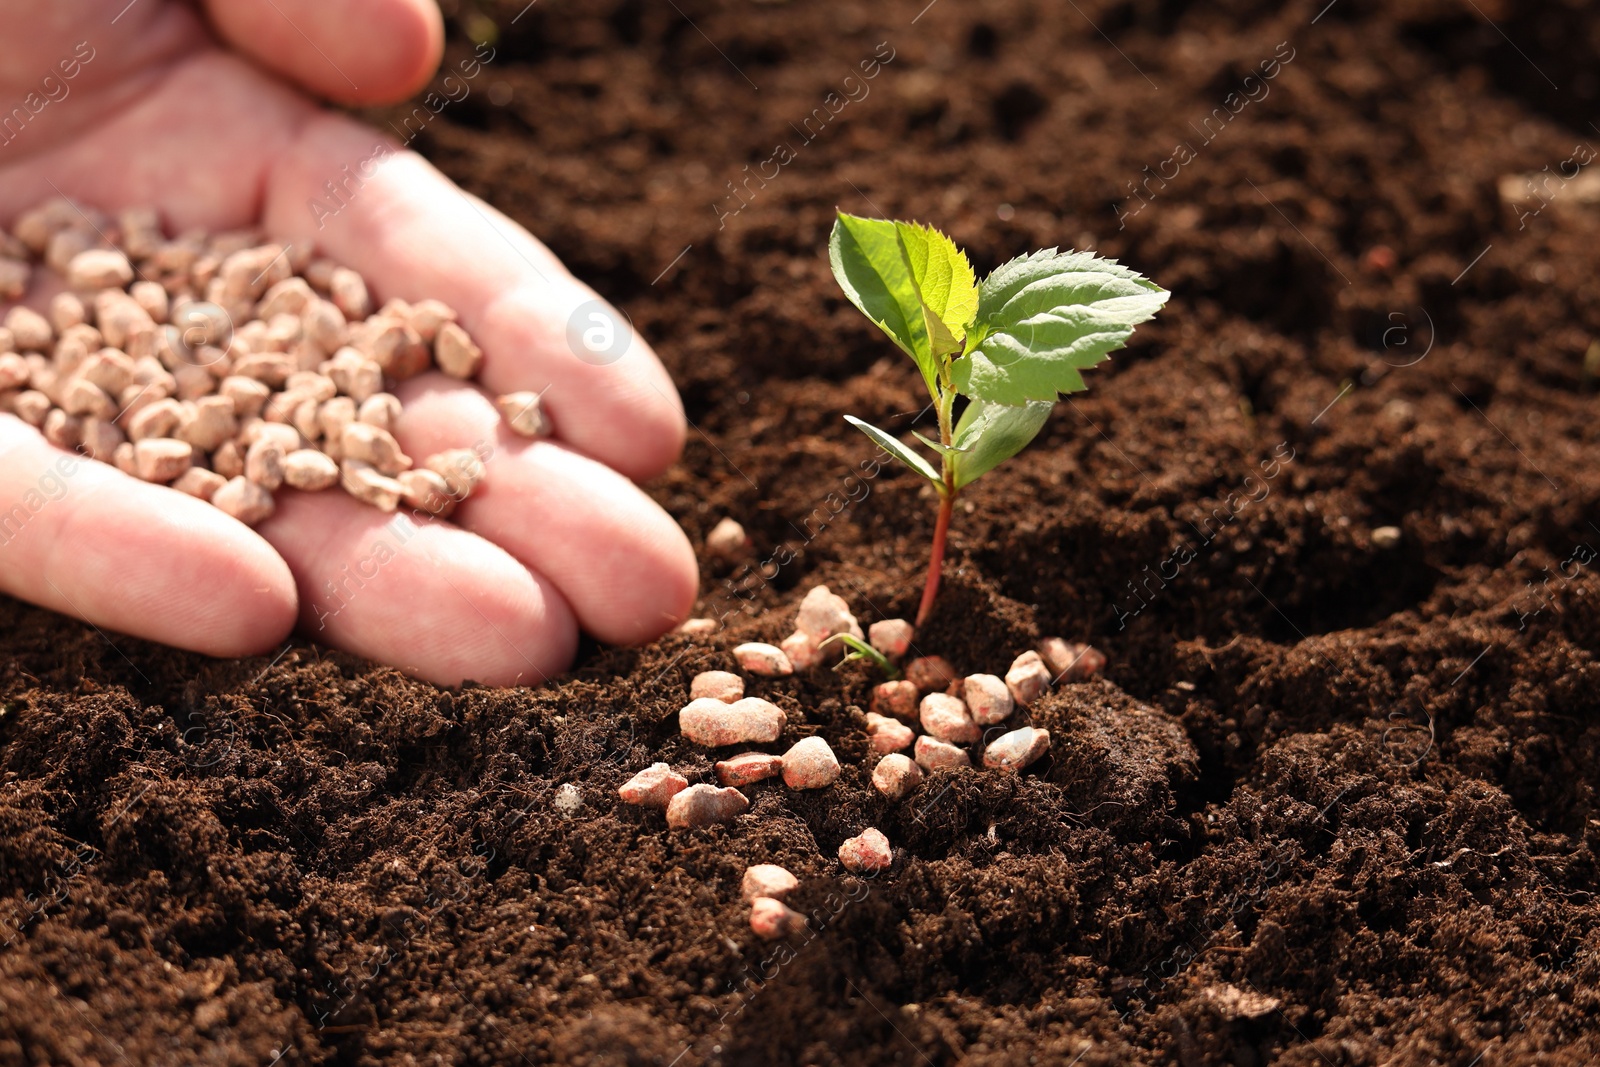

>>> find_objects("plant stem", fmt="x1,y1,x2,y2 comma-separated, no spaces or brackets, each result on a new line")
916,384,960,627
916,490,953,627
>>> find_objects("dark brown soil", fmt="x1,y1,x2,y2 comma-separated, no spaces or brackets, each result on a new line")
6,0,1600,1063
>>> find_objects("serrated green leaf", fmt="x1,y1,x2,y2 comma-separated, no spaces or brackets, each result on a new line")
829,213,939,396
952,249,1169,405
843,414,942,487
950,399,1054,489
896,221,979,344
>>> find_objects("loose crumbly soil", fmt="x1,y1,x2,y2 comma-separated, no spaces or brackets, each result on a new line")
5,0,1600,1063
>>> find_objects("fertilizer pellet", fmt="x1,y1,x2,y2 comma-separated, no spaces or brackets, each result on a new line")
703,517,748,559
914,735,971,774
211,476,274,524
794,585,861,647
749,896,805,940
904,655,957,692
741,864,798,901
1038,637,1104,683
780,631,825,670
552,783,583,817
679,696,787,746
871,753,922,800
780,736,840,790
495,390,548,437
1005,650,1052,706
171,467,225,502
0,197,548,526
864,712,913,754
666,784,749,829
733,642,794,677
962,673,1014,725
869,680,918,722
715,752,784,787
617,763,689,809
918,692,980,745
690,670,744,703
983,727,1051,772
868,618,913,659
838,828,892,873
283,449,340,491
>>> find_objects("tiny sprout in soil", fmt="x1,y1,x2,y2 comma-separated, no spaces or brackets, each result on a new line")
819,632,899,678
828,211,1170,624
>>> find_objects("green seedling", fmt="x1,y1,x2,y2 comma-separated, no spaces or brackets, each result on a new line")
819,632,900,679
829,211,1168,624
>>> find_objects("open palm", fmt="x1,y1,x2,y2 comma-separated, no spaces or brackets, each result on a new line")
0,0,697,685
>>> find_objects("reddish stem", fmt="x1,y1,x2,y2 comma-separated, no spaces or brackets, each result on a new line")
916,491,954,627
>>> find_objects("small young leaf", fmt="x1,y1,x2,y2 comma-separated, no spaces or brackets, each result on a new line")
952,250,1169,405
911,429,967,457
920,303,965,360
950,398,1054,489
843,415,942,487
829,213,940,396
819,632,900,678
895,221,979,345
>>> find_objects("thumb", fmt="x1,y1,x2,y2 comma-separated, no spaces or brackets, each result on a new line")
201,0,443,106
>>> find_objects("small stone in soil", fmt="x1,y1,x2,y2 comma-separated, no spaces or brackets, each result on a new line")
984,727,1051,771
781,736,840,789
794,584,863,645
1038,637,1105,683
690,670,744,703
716,752,784,787
868,618,913,659
919,692,980,744
963,673,1014,725
915,735,972,774
679,697,787,746
741,864,799,902
1005,649,1052,706
733,642,794,677
553,783,582,817
1371,525,1401,549
865,712,914,754
870,680,919,722
781,631,826,670
871,753,922,800
749,896,807,940
905,655,958,692
666,784,749,829
838,827,893,873
704,517,748,558
617,763,689,809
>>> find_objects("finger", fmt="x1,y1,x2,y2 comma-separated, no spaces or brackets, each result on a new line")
0,415,296,657
391,374,699,645
0,51,310,226
254,486,577,687
261,114,688,482
201,0,443,105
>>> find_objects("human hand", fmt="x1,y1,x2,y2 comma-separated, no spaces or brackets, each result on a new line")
0,0,698,686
